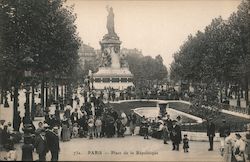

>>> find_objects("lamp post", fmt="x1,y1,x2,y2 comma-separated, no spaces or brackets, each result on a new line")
22,56,34,125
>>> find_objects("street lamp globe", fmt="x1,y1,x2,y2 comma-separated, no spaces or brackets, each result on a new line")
22,56,34,78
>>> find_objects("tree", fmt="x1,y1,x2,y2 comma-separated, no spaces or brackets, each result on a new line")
126,53,168,90
0,0,81,125
170,0,250,107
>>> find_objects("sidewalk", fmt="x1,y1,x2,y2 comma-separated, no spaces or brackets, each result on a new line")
0,136,223,161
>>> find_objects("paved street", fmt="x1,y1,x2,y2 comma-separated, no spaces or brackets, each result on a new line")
0,91,223,161
0,135,222,161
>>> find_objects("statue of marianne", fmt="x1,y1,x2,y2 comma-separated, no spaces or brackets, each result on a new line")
106,6,115,35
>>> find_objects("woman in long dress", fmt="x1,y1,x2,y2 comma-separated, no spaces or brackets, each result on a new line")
223,132,234,162
61,119,70,142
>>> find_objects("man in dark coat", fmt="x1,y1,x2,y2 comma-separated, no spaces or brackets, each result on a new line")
46,127,60,161
165,114,173,131
207,118,215,151
34,129,48,161
2,125,11,149
71,108,79,124
170,120,182,151
13,111,22,132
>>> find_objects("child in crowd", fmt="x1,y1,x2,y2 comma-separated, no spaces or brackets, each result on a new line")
72,123,79,138
79,127,84,138
88,116,95,139
141,118,149,139
183,134,189,153
95,117,102,138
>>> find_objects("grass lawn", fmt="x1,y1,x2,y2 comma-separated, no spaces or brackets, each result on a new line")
168,102,250,132
111,100,250,132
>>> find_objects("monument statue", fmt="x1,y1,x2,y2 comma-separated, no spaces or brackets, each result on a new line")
106,6,115,36
93,6,134,89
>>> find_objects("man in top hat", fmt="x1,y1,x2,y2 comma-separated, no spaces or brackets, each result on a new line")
207,118,215,151
170,120,182,151
46,127,60,161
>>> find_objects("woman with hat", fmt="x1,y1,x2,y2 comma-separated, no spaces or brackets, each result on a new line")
233,133,246,162
223,131,233,162
61,117,70,142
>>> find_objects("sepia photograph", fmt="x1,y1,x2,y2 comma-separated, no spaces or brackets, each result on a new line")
0,0,250,161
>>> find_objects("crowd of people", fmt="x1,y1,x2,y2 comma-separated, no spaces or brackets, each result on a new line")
139,113,188,152
207,119,250,162
0,120,60,161
0,85,250,161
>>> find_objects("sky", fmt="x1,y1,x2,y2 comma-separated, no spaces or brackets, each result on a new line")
66,0,241,68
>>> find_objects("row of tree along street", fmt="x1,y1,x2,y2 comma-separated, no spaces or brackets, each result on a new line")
0,0,81,126
170,1,250,109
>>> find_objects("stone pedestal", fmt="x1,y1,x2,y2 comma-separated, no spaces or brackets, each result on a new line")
93,7,134,90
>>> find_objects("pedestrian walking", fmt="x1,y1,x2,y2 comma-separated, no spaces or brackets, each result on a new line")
207,118,215,151
183,134,189,153
219,119,231,156
162,123,169,144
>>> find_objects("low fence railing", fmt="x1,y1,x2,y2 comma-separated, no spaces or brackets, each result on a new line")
181,121,248,132
218,103,250,115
